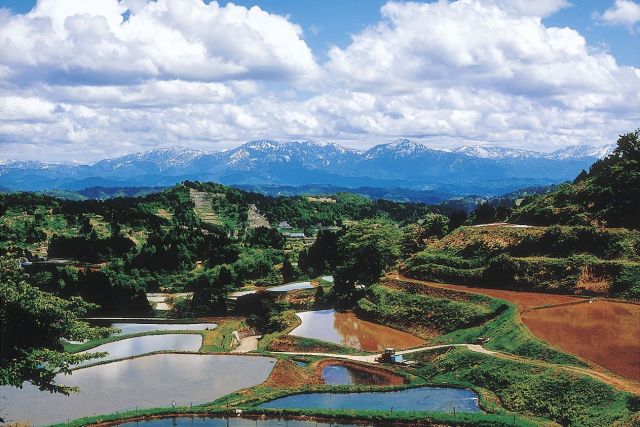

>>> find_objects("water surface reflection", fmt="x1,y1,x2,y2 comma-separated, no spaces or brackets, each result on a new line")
290,309,424,351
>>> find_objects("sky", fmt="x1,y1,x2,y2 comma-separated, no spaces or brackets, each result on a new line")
0,0,639,163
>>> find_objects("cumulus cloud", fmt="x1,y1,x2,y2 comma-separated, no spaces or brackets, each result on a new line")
326,1,636,106
0,0,319,85
596,0,640,32
0,0,638,162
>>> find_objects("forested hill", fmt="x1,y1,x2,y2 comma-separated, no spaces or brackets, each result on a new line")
511,130,640,229
0,181,437,264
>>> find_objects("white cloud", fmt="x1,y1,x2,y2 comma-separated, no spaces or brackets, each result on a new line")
0,0,638,162
326,0,637,107
0,0,319,85
596,0,640,32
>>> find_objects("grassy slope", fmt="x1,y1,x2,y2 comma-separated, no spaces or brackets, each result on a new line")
408,347,638,427
356,284,499,338
401,225,640,299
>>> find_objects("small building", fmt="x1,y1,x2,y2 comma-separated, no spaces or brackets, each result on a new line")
278,221,293,229
283,232,305,238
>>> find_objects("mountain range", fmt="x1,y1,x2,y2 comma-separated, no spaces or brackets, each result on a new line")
0,140,613,198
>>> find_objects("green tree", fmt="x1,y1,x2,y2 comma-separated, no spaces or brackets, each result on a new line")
400,223,426,256
333,219,401,306
0,257,110,397
423,213,450,238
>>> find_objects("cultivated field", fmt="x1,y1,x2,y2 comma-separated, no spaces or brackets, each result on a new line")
395,274,640,382
523,300,640,381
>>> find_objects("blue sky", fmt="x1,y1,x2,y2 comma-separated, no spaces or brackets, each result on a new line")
0,0,638,162
2,0,637,65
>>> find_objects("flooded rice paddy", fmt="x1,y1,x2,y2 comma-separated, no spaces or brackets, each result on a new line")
266,281,313,292
290,309,425,351
522,300,640,381
0,354,276,426
118,417,366,427
320,363,401,386
78,334,203,366
259,386,480,413
109,322,217,336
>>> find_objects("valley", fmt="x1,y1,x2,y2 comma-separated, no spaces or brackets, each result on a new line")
1,132,638,427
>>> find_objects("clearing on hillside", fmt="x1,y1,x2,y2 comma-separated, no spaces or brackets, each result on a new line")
189,188,223,225
248,204,271,229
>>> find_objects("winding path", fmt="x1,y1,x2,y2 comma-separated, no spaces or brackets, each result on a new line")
270,342,640,395
272,343,493,363
232,335,262,353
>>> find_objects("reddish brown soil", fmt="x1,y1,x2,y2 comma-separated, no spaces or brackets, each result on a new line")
523,300,640,381
263,358,323,388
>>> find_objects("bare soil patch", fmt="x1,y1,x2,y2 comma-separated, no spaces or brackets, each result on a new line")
523,300,640,381
263,359,323,388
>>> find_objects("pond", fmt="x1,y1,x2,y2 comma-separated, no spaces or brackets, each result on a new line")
289,309,425,351
109,322,217,336
259,386,480,413
267,281,313,292
117,417,367,427
320,364,400,386
0,354,276,426
78,334,203,366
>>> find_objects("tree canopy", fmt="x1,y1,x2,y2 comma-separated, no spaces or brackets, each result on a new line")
0,257,110,395
333,219,402,305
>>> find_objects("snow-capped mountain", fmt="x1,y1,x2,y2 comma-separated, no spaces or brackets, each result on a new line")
454,146,543,159
0,140,611,196
547,145,615,160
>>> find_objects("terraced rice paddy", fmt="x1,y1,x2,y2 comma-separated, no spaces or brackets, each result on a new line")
0,354,276,426
290,309,425,351
523,300,640,381
78,334,203,366
259,386,480,413
267,281,313,292
319,362,402,385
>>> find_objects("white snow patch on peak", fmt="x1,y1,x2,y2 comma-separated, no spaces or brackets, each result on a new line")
454,145,542,159
548,144,616,160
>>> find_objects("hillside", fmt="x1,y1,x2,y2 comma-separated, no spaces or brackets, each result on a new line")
511,130,640,229
398,131,640,300
401,224,640,300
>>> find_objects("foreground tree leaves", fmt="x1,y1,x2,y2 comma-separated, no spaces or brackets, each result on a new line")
0,257,109,395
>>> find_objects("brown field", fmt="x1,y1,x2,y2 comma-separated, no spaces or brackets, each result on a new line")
523,301,640,381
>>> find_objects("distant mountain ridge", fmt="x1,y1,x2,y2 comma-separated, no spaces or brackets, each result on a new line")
0,139,613,197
